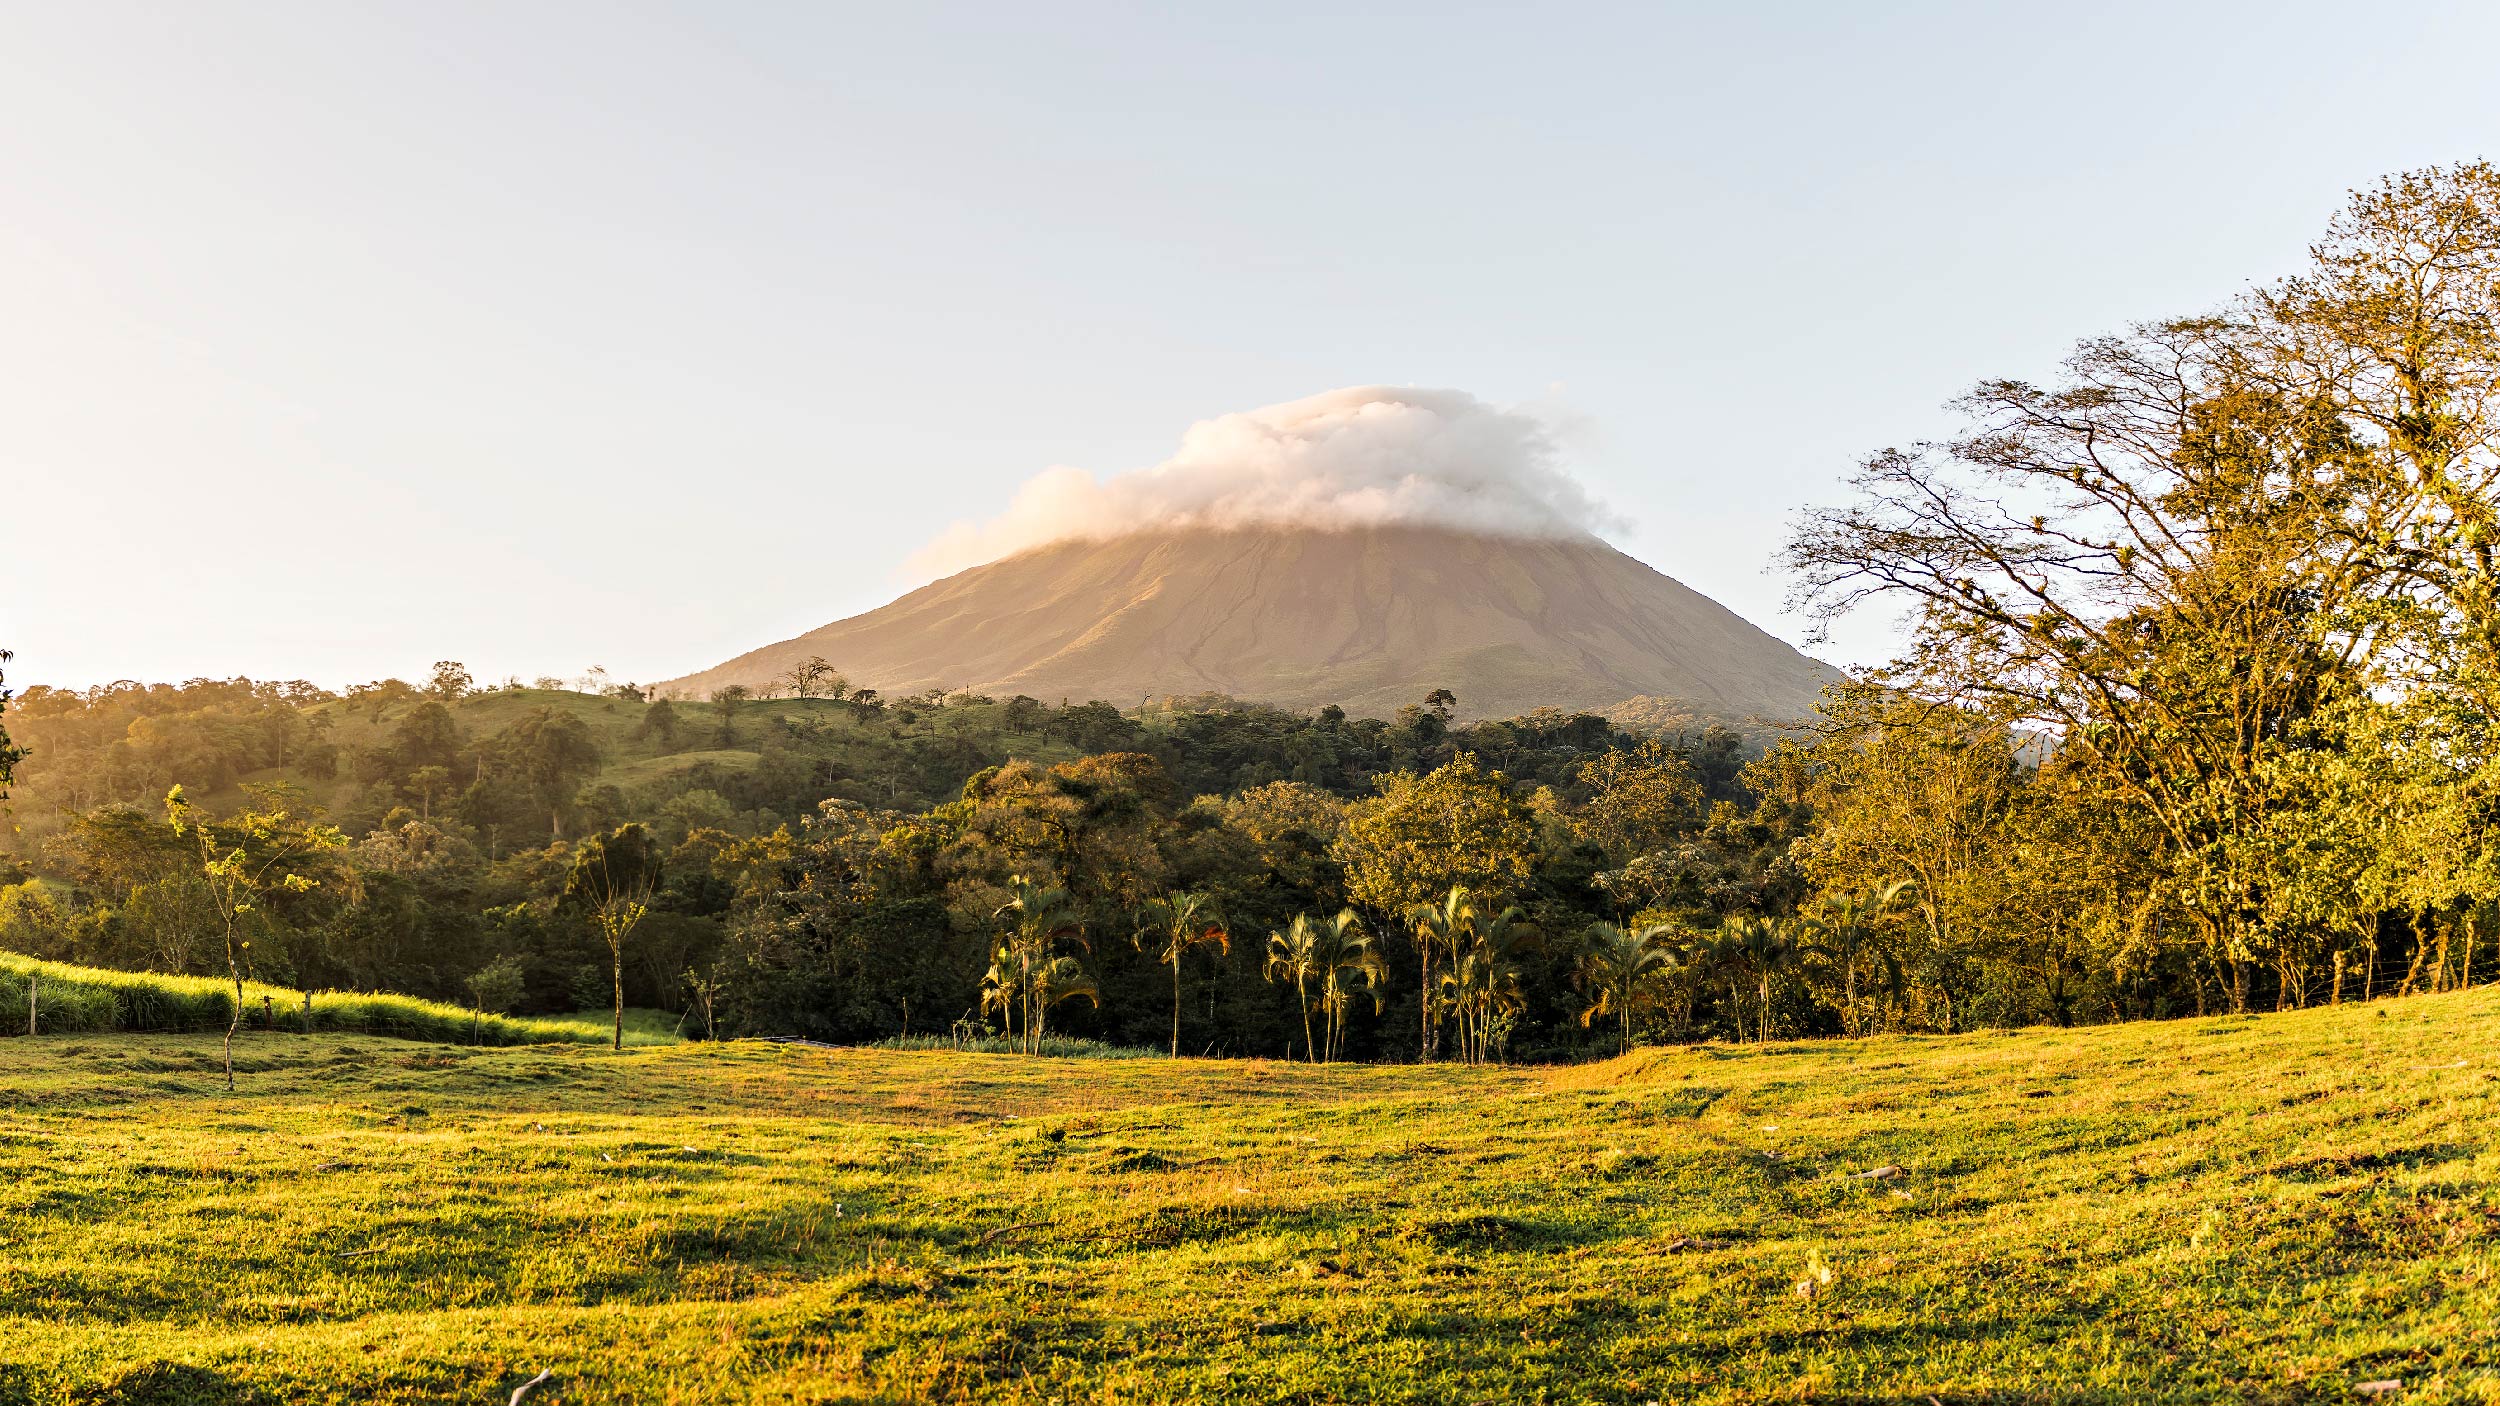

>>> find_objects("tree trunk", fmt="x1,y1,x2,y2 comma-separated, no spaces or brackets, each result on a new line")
1299,979,1315,1065
611,946,624,1053
226,964,242,1093
1419,945,1433,1062
1171,958,1182,1058
2400,912,2430,998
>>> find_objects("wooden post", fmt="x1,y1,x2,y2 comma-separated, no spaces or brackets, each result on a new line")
303,990,314,1033
262,994,275,1031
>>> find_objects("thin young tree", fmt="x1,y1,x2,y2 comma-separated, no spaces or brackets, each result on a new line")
1265,914,1326,1063
1405,886,1474,1061
1135,890,1228,1057
980,944,1026,1045
566,825,662,1052
165,785,344,1092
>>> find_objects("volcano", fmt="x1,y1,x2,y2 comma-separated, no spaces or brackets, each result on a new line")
664,527,1836,726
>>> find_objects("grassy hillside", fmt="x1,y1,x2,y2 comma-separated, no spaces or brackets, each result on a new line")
0,953,682,1048
3,992,2495,1402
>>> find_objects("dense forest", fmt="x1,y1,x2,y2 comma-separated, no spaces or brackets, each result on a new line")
11,163,2500,1061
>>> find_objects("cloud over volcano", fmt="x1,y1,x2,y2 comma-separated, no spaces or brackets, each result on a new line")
909,386,1620,575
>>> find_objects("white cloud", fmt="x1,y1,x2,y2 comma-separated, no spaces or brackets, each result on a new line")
909,385,1622,575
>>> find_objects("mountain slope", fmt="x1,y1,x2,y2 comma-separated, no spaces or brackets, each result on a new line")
664,527,1839,722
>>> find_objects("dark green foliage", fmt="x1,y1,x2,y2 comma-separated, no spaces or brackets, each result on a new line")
0,648,23,798
0,677,1794,1054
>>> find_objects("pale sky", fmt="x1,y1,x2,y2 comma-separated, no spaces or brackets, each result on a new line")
7,2,2498,692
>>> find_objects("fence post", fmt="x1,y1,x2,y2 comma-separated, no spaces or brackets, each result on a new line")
303,990,314,1033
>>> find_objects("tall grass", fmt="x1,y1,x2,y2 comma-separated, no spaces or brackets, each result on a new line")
0,953,663,1046
872,1032,1161,1059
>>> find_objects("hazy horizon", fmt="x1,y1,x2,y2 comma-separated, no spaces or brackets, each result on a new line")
10,2,2500,690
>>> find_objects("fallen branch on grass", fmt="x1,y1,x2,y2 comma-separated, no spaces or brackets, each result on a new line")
510,1369,555,1404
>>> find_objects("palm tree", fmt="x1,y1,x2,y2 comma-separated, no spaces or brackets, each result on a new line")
1029,955,1099,1047
979,943,1024,1044
1405,887,1475,1061
1311,909,1386,1063
994,875,1088,1054
1714,914,1809,1044
1441,904,1533,1064
1575,920,1676,1052
1265,914,1326,1062
1801,880,1914,1037
1135,891,1229,1057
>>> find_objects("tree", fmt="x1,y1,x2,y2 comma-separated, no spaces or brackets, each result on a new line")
392,701,461,773
991,874,1088,1053
637,697,681,748
1135,890,1228,1056
566,824,663,1052
1404,886,1476,1061
1703,914,1810,1045
782,656,844,701
407,765,451,820
1799,880,1914,1037
1784,320,2388,1010
1338,755,1537,916
1575,920,1676,1052
1310,909,1384,1063
1794,683,2023,1029
426,661,473,701
466,954,526,1042
1573,738,1705,867
1439,902,1532,1064
165,785,345,1091
0,648,23,798
1264,914,1324,1061
680,965,724,1040
710,685,752,747
1338,757,1536,1057
1784,164,2500,1015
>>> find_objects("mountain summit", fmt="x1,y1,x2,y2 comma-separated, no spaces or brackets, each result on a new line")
664,526,1837,724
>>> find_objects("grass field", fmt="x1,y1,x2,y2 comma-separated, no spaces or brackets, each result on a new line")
2,990,2496,1404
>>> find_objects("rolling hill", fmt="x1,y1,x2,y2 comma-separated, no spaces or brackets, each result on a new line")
665,527,1839,723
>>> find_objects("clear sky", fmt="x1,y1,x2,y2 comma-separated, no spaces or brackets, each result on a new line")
7,1,2498,692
